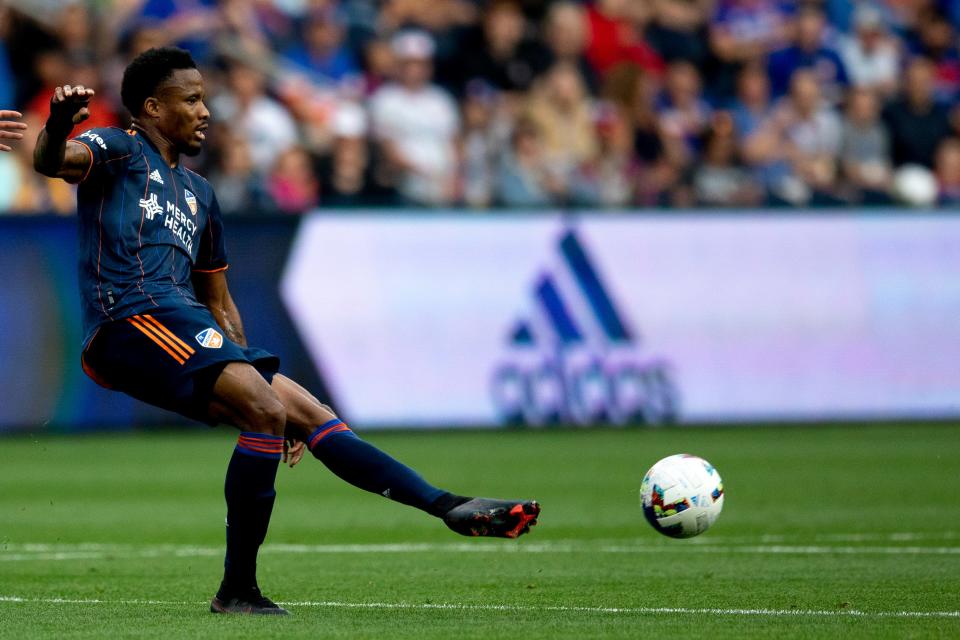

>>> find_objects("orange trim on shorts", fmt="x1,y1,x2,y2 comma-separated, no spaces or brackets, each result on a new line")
81,353,114,389
139,314,196,355
126,317,186,365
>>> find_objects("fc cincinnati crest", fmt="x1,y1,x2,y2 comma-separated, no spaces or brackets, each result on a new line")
195,328,223,349
184,189,198,215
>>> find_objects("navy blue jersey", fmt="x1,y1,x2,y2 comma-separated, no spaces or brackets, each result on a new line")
72,127,227,346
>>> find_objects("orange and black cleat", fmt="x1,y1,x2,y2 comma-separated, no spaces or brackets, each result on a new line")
442,498,541,538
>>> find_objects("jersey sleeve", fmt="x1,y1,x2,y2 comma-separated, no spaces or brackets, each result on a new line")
193,192,228,273
70,127,136,182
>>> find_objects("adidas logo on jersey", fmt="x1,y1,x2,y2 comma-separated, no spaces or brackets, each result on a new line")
149,169,164,185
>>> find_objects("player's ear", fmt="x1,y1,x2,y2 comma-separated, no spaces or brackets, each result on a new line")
143,96,161,119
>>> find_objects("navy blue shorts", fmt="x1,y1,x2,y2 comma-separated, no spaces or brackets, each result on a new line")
81,306,280,423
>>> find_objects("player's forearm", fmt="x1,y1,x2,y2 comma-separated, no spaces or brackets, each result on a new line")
33,124,72,176
212,297,248,347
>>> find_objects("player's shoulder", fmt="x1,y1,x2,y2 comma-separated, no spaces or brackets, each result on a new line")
181,166,216,204
74,126,139,153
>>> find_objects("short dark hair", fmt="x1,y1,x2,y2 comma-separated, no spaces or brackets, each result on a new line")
121,47,197,116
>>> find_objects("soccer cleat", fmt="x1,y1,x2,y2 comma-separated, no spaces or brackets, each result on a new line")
210,587,290,616
442,498,540,539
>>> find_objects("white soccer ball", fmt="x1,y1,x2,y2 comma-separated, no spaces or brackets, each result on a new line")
640,454,724,538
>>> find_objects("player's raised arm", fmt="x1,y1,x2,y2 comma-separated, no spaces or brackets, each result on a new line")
33,85,95,182
0,110,27,152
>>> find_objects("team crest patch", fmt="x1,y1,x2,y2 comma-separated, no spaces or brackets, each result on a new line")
184,189,198,215
195,328,223,349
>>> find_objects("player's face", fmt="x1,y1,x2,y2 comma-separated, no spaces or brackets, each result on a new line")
156,68,209,156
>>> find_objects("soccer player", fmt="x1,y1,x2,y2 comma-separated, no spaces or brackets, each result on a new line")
0,110,27,151
33,47,539,616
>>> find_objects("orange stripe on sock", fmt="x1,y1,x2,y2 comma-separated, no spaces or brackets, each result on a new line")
127,317,186,365
240,435,285,443
309,423,351,449
140,314,195,354
238,442,284,454
131,315,192,361
238,436,285,449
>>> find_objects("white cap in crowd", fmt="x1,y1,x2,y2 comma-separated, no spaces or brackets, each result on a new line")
391,30,436,60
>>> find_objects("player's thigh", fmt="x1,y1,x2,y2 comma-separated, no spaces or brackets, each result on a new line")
271,374,337,441
83,318,206,417
208,362,286,436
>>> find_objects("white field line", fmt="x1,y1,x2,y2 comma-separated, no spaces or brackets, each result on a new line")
0,595,957,620
1,540,959,562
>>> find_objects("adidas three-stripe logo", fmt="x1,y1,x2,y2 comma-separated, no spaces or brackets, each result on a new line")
149,169,164,185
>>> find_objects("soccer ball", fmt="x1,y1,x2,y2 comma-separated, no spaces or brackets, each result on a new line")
640,454,724,538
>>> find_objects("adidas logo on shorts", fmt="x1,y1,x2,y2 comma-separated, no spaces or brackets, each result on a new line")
149,169,164,185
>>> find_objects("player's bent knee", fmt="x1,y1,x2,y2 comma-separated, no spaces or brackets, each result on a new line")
243,395,287,437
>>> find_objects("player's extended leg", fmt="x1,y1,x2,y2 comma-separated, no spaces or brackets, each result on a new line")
273,374,540,538
206,362,290,615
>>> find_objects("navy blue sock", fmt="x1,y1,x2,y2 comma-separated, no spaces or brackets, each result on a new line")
307,419,454,515
218,432,283,597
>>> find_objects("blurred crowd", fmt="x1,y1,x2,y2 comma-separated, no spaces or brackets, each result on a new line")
3,0,960,214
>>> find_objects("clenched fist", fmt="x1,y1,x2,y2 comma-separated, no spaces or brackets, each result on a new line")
0,110,27,152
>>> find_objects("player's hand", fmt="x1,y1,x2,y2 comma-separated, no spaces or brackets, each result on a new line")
283,437,305,468
0,110,27,152
49,85,95,131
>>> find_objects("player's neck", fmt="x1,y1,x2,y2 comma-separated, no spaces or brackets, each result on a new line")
131,122,180,168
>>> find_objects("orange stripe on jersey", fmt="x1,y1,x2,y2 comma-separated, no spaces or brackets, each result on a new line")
72,140,95,183
132,315,193,361
127,317,186,365
140,314,196,355
192,265,229,274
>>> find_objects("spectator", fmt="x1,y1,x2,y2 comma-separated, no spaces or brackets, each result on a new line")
207,128,272,215
268,146,321,214
460,81,498,208
693,114,764,207
602,63,681,204
908,9,960,102
729,63,773,141
883,57,954,168
646,0,711,68
369,31,460,205
934,137,960,205
569,103,639,207
361,36,396,95
745,70,842,204
497,116,563,206
444,0,542,96
132,0,220,62
708,0,794,98
537,2,599,95
839,88,892,203
585,0,664,77
781,70,843,202
282,7,361,85
839,4,901,97
316,101,395,206
767,4,849,101
525,62,598,180
657,61,711,163
212,60,299,174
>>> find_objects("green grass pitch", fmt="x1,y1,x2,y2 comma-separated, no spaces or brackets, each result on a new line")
1,424,958,639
